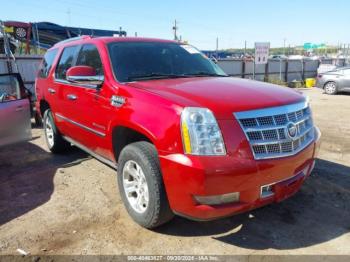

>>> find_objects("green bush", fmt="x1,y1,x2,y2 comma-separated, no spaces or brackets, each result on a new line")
288,80,305,88
265,77,288,87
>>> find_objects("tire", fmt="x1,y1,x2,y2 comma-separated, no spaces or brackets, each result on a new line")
324,81,337,95
43,109,70,153
117,141,174,228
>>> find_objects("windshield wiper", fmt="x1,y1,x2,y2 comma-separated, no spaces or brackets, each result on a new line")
184,72,229,77
127,73,191,81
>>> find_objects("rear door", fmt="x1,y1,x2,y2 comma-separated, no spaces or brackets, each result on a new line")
0,74,32,147
35,48,59,111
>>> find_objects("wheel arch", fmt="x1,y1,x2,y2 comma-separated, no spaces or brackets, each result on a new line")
112,124,156,162
39,99,51,116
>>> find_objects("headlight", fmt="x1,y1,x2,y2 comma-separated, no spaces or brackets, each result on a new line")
181,107,226,155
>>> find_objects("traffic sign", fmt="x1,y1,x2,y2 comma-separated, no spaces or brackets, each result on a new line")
255,42,270,64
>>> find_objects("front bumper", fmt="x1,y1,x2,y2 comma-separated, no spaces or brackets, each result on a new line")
159,126,321,221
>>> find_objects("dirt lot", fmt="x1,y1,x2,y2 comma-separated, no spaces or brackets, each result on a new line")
0,87,349,256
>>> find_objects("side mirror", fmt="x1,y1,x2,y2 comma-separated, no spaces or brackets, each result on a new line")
66,66,104,87
211,57,218,64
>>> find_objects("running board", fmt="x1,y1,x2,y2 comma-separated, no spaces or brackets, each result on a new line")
63,136,118,170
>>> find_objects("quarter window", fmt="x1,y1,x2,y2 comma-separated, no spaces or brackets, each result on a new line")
38,49,58,78
55,46,79,80
76,44,103,75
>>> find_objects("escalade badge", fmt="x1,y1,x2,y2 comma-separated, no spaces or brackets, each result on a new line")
111,95,125,107
286,122,297,139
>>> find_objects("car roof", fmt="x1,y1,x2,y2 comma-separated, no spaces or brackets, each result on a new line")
52,35,178,48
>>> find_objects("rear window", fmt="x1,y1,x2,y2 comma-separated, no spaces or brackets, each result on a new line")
38,49,58,78
55,46,79,80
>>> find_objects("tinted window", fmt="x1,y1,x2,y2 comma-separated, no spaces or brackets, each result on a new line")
108,42,226,82
0,75,21,102
76,44,103,75
55,46,79,80
38,49,58,78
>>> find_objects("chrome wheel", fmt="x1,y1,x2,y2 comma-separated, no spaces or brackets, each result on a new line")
122,160,149,214
45,116,54,148
325,82,336,94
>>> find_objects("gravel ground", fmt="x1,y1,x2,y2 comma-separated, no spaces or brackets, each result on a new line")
0,87,349,256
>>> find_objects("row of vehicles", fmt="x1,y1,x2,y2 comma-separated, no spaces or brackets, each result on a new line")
2,36,322,228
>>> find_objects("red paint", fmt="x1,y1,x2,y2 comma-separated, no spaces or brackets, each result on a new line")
35,37,321,220
66,66,96,77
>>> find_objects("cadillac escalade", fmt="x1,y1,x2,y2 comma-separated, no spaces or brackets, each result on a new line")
35,36,321,228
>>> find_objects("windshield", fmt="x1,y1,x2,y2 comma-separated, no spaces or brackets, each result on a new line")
107,42,227,82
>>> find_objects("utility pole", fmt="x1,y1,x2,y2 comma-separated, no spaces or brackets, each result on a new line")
244,40,247,55
216,37,219,54
172,20,178,41
283,38,286,55
67,8,71,26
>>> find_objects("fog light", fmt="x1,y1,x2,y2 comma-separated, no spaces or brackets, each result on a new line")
260,184,274,198
194,192,240,205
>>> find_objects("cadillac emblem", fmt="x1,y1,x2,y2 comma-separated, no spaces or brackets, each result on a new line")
286,122,297,139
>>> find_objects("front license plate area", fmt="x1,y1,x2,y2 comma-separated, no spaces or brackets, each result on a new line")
274,172,305,202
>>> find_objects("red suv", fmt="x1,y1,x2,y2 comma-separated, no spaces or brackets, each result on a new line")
35,36,321,228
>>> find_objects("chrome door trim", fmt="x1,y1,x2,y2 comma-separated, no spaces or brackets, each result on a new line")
55,113,106,137
63,135,117,170
54,79,98,89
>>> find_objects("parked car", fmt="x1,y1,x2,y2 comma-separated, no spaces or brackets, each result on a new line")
0,73,32,147
269,54,287,60
35,36,321,228
316,67,350,95
317,64,337,75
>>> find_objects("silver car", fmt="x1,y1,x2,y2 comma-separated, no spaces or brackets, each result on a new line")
316,67,350,95
0,73,32,147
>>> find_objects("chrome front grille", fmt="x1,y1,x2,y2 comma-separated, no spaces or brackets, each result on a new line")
234,101,315,160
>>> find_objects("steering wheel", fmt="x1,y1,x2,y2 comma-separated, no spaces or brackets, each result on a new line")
0,92,6,103
0,92,16,102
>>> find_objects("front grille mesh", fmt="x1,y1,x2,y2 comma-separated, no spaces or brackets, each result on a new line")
235,103,315,159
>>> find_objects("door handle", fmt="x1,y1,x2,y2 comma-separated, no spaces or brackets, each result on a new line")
15,106,23,112
67,94,77,100
48,88,56,94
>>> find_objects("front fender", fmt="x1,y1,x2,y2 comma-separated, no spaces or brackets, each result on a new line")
109,87,184,154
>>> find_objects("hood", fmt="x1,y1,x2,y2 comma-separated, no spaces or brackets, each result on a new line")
127,77,305,119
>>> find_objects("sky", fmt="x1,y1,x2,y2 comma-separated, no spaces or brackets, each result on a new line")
1,0,349,50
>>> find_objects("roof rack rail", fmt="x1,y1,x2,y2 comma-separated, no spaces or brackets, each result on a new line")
53,35,91,47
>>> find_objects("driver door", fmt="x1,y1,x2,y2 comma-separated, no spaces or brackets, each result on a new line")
0,74,32,147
